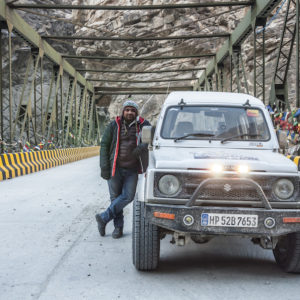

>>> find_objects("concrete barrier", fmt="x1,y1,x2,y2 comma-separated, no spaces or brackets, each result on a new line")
0,146,100,181
287,155,300,171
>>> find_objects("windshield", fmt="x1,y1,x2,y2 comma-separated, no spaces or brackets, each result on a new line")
161,105,270,141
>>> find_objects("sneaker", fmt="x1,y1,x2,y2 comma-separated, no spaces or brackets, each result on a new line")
112,227,123,239
95,214,106,237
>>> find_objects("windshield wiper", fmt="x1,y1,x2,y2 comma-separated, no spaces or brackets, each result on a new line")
220,133,263,144
174,132,215,142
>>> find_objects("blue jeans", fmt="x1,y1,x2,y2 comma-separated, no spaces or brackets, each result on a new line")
101,167,138,228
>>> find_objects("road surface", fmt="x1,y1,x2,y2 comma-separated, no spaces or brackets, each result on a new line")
1,156,299,300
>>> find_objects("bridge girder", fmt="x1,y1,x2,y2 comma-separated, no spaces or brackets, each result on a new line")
0,0,298,153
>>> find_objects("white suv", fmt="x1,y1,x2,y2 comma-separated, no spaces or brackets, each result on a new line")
132,91,300,273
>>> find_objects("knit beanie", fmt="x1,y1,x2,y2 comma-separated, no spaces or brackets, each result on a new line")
123,100,139,114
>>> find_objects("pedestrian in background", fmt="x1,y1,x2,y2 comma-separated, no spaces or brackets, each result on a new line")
96,100,151,238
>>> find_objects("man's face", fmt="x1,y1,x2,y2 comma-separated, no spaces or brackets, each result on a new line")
123,106,137,122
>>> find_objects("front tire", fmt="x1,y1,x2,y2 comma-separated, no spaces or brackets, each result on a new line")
132,197,160,271
273,232,300,273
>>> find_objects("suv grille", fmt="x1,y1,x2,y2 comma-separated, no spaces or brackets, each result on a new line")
154,172,298,203
186,182,272,201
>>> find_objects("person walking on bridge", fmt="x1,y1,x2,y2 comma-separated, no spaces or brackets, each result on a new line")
95,100,151,239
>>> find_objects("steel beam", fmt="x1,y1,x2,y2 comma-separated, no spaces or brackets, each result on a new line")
216,63,225,92
94,86,193,94
88,95,95,143
207,76,213,91
95,86,192,91
77,68,205,74
10,2,254,10
78,86,88,143
232,47,241,93
42,68,55,136
297,0,300,107
42,33,229,41
19,53,41,143
77,87,85,146
87,78,197,83
74,86,81,145
0,23,13,152
40,56,44,136
61,76,73,145
0,30,2,153
72,86,77,142
240,53,249,94
63,78,73,130
95,108,100,143
8,22,13,144
194,0,282,89
63,53,215,61
0,0,93,93
253,19,266,103
64,78,77,147
230,53,233,92
269,0,296,108
60,72,64,144
33,53,37,144
47,66,62,141
95,91,190,95
230,46,248,94
84,94,92,142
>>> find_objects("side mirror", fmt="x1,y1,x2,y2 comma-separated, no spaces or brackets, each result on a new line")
142,126,155,145
276,130,287,149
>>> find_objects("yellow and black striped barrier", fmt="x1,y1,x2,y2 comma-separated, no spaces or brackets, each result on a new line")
287,155,300,171
0,146,100,181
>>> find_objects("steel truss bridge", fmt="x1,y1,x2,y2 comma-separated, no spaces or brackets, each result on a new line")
0,0,299,153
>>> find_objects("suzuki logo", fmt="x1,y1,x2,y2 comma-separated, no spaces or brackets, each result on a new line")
224,184,232,192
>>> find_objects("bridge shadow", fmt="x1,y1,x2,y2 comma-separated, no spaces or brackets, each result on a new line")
158,255,279,276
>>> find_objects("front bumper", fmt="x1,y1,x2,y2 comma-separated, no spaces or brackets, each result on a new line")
145,203,300,236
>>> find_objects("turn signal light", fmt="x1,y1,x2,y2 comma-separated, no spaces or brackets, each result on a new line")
283,217,300,223
154,212,175,220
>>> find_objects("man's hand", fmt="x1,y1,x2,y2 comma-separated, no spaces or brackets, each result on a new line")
132,143,147,158
101,169,111,180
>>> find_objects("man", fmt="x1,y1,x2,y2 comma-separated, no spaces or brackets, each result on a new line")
95,100,151,239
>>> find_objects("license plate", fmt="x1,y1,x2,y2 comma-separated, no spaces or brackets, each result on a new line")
201,213,258,228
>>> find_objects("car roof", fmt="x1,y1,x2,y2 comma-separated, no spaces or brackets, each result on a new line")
164,92,264,107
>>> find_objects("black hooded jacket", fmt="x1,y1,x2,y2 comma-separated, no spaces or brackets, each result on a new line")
100,115,151,180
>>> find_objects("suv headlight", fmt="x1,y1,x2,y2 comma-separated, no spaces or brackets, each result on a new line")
273,178,294,200
158,175,180,196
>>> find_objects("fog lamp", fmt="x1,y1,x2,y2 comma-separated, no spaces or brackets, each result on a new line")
183,215,194,226
264,217,276,229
